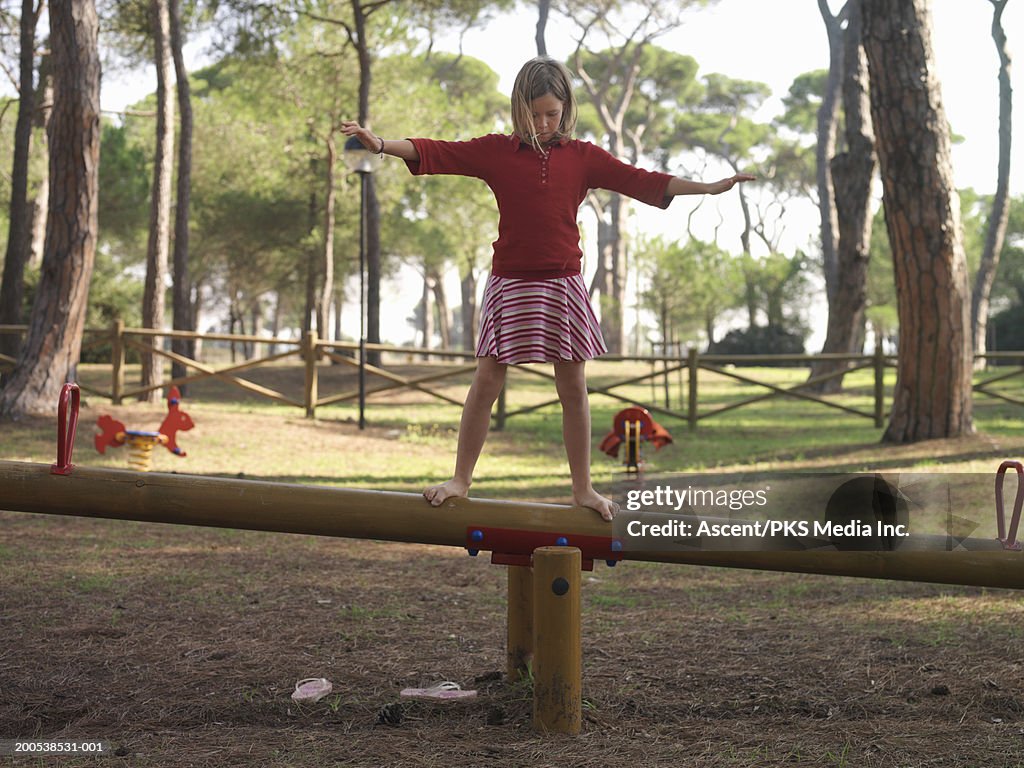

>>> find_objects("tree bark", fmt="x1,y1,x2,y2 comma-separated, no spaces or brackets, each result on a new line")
593,191,628,353
352,0,382,366
816,0,844,307
862,0,974,442
430,268,451,349
269,291,282,356
303,124,318,335
535,0,549,55
366,176,382,364
140,0,175,402
192,280,204,359
317,133,337,344
0,0,41,370
420,272,433,357
29,64,53,271
809,0,876,394
169,0,194,386
970,0,1012,364
250,302,263,358
460,268,477,351
332,288,343,349
0,0,100,417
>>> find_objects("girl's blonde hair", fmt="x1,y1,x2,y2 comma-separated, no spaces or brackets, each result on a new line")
510,56,578,151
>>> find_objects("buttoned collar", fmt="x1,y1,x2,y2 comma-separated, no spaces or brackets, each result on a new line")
510,134,571,151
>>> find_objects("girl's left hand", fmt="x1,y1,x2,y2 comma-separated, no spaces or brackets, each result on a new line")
709,174,756,194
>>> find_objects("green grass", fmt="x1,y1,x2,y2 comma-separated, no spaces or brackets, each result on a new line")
6,360,1024,502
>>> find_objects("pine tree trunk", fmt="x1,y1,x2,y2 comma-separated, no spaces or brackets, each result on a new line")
352,0,382,367
430,268,451,349
169,0,194,386
607,193,628,354
815,0,843,307
269,292,281,356
862,0,974,442
0,0,40,369
28,83,52,270
970,0,1012,364
303,124,318,335
332,287,343,352
366,175,382,365
420,273,433,358
593,194,625,352
317,134,336,344
250,303,262,358
0,0,100,417
460,269,477,351
191,279,203,360
140,0,174,402
809,0,876,394
29,59,52,271
535,0,549,55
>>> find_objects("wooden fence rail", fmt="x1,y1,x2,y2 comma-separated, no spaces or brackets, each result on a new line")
2,323,1024,429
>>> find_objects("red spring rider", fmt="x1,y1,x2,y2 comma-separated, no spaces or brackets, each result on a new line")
598,406,672,475
95,386,194,471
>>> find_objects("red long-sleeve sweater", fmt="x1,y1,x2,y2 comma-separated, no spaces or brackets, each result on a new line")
404,134,674,279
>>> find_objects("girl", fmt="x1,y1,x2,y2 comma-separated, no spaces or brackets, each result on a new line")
342,56,753,522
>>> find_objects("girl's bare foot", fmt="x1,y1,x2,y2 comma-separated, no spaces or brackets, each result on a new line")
574,488,619,522
423,478,470,507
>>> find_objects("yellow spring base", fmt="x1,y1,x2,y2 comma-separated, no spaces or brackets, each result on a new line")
124,433,167,472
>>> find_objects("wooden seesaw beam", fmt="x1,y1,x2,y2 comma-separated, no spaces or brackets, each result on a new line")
2,458,1022,736
0,459,597,546
0,459,1021,589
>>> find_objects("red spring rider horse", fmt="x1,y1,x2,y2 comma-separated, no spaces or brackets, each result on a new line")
95,387,194,471
599,406,673,475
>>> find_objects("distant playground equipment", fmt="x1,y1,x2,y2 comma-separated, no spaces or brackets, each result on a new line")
599,406,673,474
94,386,194,471
2,383,1021,735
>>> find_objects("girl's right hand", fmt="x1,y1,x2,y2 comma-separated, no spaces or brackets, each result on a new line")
341,121,380,153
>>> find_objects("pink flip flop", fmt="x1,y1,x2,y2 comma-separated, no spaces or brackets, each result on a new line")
400,681,477,700
291,677,333,703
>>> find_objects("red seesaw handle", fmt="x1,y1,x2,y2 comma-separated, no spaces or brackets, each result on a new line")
995,460,1023,551
51,382,80,476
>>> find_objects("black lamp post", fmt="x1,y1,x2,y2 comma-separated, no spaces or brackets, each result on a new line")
342,135,382,430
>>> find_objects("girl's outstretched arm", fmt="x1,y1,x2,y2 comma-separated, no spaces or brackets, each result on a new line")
667,173,756,197
341,121,420,162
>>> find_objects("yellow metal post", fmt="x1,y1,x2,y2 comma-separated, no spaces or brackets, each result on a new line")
506,565,533,682
532,546,581,734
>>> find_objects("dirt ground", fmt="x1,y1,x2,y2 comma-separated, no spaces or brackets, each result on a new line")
1,507,1022,768
2,377,1024,767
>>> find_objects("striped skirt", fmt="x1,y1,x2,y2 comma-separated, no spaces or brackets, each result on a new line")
475,273,608,364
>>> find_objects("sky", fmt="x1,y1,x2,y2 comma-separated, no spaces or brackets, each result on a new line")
100,0,1023,348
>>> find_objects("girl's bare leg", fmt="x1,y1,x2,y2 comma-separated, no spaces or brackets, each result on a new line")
554,360,618,521
424,357,507,506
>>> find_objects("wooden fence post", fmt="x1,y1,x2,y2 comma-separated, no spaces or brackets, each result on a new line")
304,330,318,419
687,347,699,432
111,319,125,405
874,345,885,428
